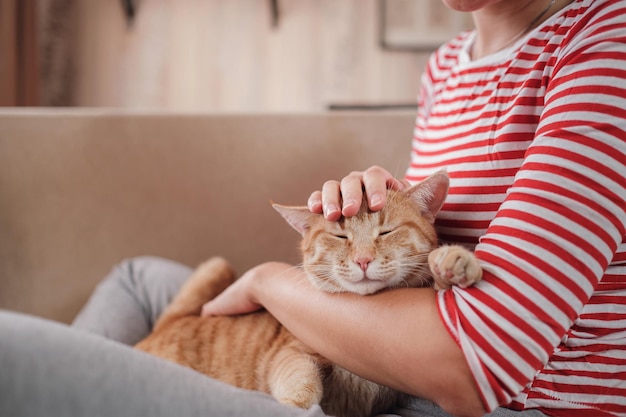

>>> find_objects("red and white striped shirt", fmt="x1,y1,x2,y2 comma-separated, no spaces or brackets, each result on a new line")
405,1,626,415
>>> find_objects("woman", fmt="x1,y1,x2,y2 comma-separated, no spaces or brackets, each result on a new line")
203,0,626,415
1,1,624,417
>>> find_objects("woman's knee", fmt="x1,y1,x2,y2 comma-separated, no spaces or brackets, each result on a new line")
105,256,193,291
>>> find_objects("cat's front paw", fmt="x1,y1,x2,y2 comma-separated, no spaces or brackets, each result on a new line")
428,245,482,290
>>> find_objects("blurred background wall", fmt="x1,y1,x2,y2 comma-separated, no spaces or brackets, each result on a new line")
1,0,473,111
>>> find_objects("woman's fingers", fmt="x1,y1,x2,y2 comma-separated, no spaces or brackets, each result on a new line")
362,166,409,211
340,173,365,217
321,180,343,221
361,166,392,211
307,190,323,214
308,166,408,220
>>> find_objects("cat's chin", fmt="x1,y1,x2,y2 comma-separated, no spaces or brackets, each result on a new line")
351,280,390,295
308,276,389,295
337,278,390,296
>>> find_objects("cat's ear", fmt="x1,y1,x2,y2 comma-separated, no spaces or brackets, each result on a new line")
405,170,449,223
272,204,320,236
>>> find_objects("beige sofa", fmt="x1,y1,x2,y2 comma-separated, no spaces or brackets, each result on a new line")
0,110,414,323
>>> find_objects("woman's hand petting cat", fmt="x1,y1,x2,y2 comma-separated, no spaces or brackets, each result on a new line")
201,262,294,317
307,165,410,221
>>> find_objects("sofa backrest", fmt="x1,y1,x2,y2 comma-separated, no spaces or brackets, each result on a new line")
0,111,414,323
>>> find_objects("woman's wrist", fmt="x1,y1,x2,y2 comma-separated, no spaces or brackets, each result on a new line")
201,261,297,317
247,262,298,307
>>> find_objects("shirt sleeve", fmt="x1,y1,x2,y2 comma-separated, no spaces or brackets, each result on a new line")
437,8,626,411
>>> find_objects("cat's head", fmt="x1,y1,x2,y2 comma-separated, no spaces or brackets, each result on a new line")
273,171,448,295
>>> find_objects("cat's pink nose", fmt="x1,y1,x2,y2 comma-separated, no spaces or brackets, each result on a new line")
355,258,371,271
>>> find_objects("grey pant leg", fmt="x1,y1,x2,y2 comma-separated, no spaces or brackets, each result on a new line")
379,396,546,417
72,256,193,345
0,310,329,417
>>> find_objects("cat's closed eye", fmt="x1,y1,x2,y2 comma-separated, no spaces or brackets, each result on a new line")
378,230,394,237
333,234,348,240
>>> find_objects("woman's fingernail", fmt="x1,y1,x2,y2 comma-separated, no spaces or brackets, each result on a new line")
309,201,322,213
324,204,340,218
370,194,383,208
342,198,357,212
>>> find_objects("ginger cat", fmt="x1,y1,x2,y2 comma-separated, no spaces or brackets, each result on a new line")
135,171,482,417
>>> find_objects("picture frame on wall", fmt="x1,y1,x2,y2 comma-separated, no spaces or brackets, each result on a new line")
379,0,474,51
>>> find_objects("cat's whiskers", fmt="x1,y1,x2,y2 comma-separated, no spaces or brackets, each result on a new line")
391,252,434,288
302,263,345,293
304,249,434,292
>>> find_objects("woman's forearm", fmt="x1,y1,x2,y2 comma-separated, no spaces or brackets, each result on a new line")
251,265,486,417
